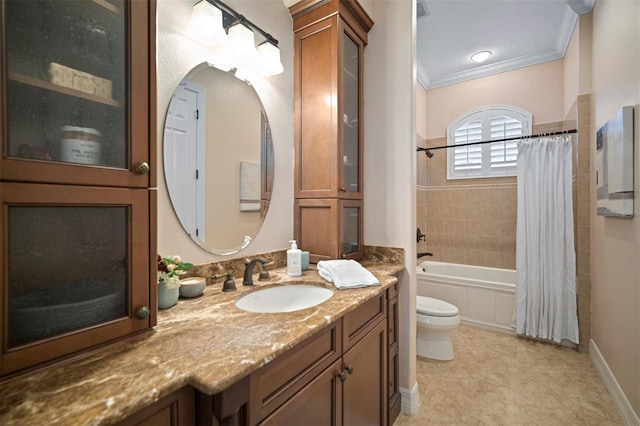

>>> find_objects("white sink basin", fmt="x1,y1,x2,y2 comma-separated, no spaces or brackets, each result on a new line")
235,285,334,313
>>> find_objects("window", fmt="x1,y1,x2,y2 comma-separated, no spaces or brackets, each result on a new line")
447,106,532,179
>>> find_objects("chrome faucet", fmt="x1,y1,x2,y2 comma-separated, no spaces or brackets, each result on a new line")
243,258,268,286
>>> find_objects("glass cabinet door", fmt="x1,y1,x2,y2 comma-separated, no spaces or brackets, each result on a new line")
0,183,151,376
1,0,150,188
340,200,362,258
341,30,361,196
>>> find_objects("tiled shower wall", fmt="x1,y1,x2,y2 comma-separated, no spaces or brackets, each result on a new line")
417,121,565,270
568,94,592,353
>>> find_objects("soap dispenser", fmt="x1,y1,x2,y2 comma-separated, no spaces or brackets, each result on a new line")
287,240,302,277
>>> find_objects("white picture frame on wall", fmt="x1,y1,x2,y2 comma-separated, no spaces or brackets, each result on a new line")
596,106,635,218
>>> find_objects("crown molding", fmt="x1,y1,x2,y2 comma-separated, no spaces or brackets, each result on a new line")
417,61,430,90
555,4,578,54
425,50,564,89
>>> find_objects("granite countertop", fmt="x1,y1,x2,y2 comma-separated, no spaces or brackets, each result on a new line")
0,261,403,425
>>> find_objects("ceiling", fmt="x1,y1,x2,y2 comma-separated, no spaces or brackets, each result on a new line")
416,0,595,89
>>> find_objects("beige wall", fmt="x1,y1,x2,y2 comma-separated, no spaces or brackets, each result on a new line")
191,69,262,251
157,0,294,264
364,0,418,411
424,60,565,139
590,0,640,417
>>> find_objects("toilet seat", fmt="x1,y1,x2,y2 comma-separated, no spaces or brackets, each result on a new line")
417,296,459,317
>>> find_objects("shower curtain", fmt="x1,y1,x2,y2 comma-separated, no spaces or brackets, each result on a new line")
515,136,579,344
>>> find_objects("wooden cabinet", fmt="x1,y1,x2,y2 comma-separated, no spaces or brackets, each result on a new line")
291,0,373,261
342,319,387,425
117,387,196,426
203,292,389,426
0,0,156,378
294,198,362,263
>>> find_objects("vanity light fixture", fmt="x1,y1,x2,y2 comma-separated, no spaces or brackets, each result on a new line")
186,0,226,46
471,50,492,63
188,0,284,78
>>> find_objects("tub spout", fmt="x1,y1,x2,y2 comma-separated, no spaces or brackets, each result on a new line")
417,252,433,259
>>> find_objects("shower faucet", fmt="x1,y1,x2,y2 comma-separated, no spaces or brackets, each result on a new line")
417,228,427,243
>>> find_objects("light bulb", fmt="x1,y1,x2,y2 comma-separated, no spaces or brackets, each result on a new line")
186,1,226,47
471,50,492,63
227,23,256,56
256,41,284,76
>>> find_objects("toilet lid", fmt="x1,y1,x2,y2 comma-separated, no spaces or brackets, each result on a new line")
417,296,459,317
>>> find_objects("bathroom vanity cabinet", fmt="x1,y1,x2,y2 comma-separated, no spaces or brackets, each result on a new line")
0,0,157,378
116,386,196,426
193,291,394,426
291,0,373,262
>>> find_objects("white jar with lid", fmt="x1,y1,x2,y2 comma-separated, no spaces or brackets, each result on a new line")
60,125,101,165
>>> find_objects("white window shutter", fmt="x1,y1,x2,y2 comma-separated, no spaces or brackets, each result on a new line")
453,119,482,171
446,106,531,180
489,115,521,172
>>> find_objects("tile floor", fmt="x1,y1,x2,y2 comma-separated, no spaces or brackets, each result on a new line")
394,324,623,425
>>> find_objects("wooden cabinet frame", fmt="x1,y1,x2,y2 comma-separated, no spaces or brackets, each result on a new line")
0,0,156,378
0,183,153,376
292,0,372,263
0,0,155,189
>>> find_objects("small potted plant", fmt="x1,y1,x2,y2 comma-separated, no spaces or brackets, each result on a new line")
157,254,193,309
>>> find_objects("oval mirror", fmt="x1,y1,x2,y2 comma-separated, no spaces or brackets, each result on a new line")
163,63,274,255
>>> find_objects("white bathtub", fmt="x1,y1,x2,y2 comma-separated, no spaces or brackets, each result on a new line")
417,261,516,332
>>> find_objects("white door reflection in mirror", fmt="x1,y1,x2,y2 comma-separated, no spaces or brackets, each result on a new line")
163,63,274,255
164,79,206,241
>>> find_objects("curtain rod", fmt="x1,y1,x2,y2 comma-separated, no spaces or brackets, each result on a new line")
417,129,577,154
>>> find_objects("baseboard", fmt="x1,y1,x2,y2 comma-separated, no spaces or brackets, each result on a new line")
461,317,516,335
400,382,420,415
590,339,640,425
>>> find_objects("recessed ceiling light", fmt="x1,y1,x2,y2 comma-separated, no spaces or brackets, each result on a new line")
471,51,492,63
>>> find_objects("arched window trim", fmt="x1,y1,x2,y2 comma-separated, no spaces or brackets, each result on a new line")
446,105,532,180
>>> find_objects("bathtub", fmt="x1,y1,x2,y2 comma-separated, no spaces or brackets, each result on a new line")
417,261,516,332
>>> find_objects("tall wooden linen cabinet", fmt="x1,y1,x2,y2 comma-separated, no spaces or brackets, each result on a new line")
291,0,372,263
0,0,156,378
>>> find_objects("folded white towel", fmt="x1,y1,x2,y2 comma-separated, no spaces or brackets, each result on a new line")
317,259,379,289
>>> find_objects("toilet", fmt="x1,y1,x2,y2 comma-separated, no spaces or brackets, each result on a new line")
416,296,460,361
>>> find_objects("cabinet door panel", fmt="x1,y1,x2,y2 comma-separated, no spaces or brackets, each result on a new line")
294,16,338,198
1,0,151,188
338,22,363,200
117,387,196,426
339,199,362,259
342,319,387,426
294,198,339,262
260,359,342,426
0,182,151,376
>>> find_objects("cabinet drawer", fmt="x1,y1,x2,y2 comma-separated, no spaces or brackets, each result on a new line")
342,293,386,351
388,283,398,300
249,322,342,422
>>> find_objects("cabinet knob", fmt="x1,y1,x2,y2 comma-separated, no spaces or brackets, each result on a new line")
346,364,354,374
134,162,150,175
339,187,347,192
136,306,150,319
338,370,347,382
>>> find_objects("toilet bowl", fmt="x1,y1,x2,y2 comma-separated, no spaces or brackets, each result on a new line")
416,296,460,361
